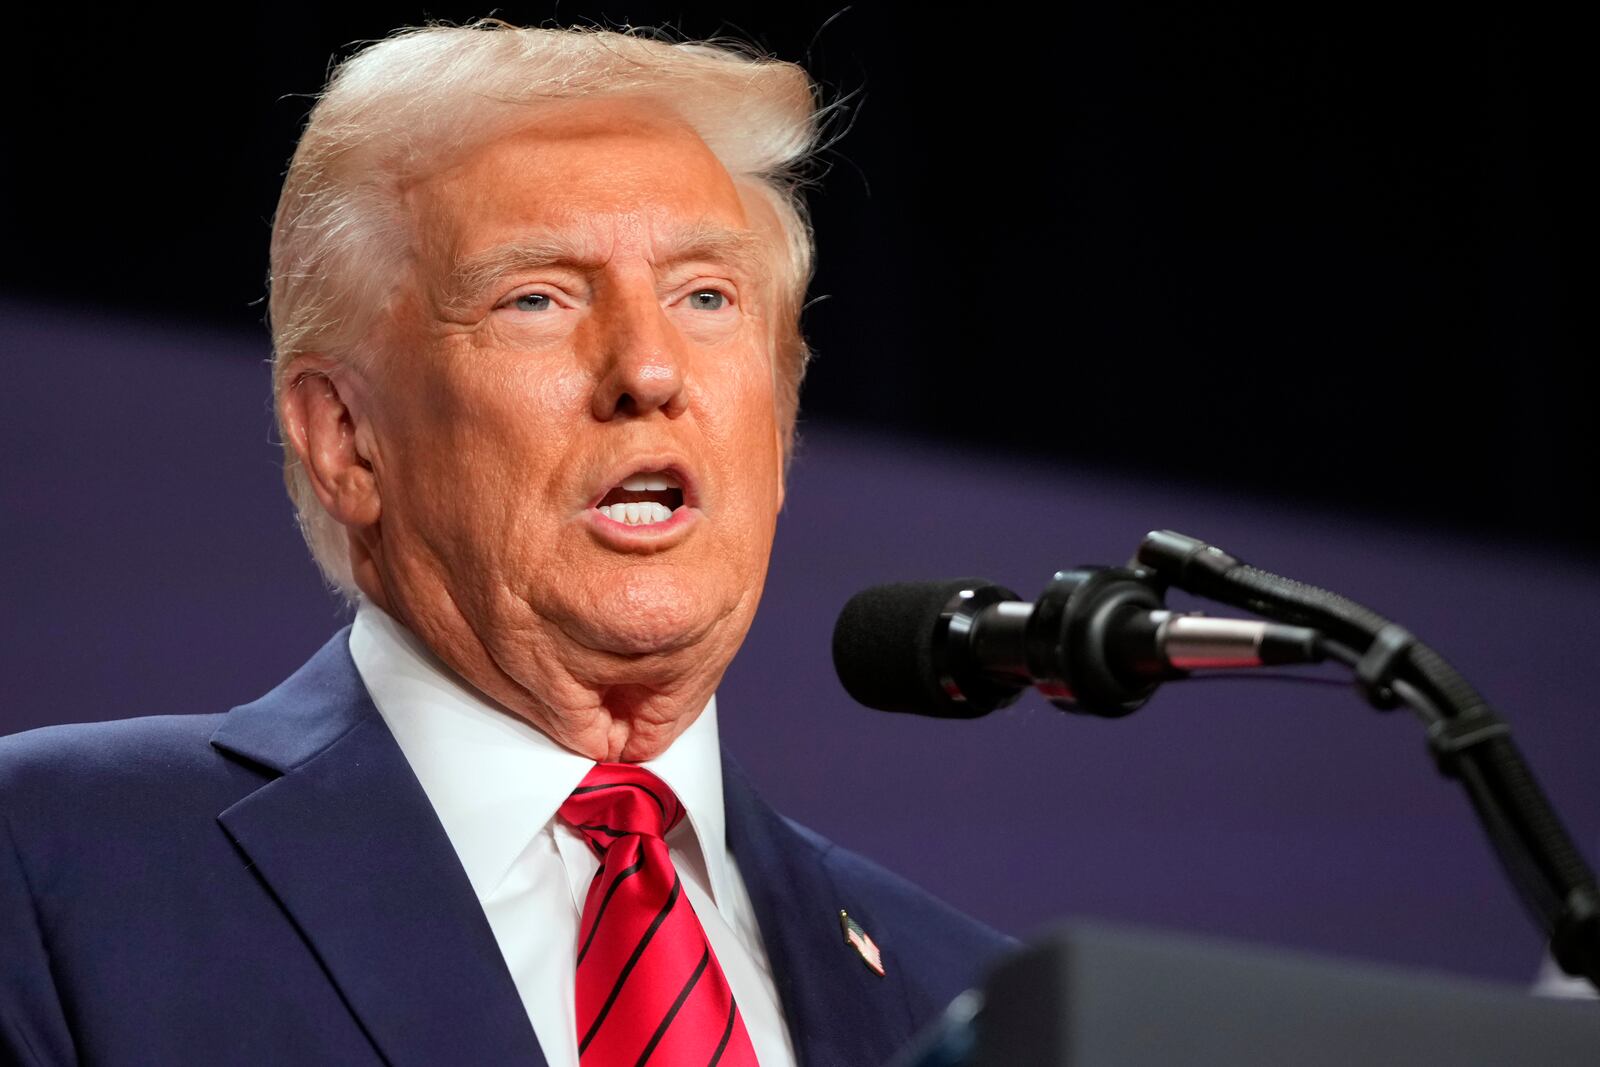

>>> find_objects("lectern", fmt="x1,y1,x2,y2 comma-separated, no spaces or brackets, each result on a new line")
893,922,1600,1067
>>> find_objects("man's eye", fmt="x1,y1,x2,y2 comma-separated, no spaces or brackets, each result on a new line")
688,289,728,311
510,293,552,312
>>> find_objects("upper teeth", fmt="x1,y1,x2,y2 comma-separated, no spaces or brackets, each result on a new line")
599,502,674,525
620,473,679,491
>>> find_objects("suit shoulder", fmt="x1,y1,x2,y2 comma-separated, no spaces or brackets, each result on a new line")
0,713,238,809
0,713,276,900
0,713,226,772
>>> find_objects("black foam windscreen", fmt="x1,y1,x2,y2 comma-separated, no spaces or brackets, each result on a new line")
831,578,989,715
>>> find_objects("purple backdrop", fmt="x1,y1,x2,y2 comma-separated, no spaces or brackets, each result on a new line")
4,298,1596,987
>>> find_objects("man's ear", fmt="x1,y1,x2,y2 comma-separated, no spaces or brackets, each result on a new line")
279,362,381,527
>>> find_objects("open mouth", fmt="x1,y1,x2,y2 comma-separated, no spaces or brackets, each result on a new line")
595,471,686,526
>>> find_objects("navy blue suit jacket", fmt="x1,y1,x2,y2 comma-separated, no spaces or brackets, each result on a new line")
0,630,1012,1065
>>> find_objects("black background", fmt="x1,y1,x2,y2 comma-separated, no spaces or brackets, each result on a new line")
5,5,1591,553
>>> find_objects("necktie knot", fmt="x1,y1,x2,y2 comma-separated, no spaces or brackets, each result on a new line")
558,762,685,853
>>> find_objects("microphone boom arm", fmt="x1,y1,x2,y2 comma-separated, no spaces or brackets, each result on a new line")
1137,530,1600,991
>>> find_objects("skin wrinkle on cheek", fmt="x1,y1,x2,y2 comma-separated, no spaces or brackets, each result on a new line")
481,590,592,720
438,581,584,741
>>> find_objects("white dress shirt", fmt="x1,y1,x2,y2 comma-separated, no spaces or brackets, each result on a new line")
348,600,797,1066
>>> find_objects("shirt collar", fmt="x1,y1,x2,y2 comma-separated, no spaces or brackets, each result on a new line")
639,690,728,909
347,598,731,906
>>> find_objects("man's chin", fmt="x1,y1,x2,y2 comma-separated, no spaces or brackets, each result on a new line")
568,619,712,659
556,594,726,662
552,567,744,659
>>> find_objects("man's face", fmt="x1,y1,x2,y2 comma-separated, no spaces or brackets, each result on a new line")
339,98,786,759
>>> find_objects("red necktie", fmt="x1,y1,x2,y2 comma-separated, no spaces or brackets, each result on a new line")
558,763,760,1066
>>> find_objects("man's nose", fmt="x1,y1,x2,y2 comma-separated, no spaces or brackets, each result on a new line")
590,292,689,422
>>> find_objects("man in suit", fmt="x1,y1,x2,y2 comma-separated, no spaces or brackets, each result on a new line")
0,22,1011,1066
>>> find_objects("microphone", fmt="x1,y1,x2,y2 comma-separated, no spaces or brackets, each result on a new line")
832,567,1323,719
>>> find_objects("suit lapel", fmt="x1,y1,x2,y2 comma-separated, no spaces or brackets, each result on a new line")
211,629,546,1067
722,754,917,1067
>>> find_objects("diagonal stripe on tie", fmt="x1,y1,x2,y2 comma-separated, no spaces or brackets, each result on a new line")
579,875,682,1054
560,762,758,1066
634,946,710,1066
577,853,647,966
709,1002,738,1066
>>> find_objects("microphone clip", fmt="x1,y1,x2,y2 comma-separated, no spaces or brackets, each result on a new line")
935,566,1172,720
1026,566,1171,718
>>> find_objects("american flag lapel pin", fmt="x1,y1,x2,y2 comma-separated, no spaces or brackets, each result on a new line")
839,909,885,976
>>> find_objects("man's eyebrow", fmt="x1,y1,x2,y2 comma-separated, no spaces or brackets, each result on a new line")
441,223,772,313
441,233,599,314
654,223,771,284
